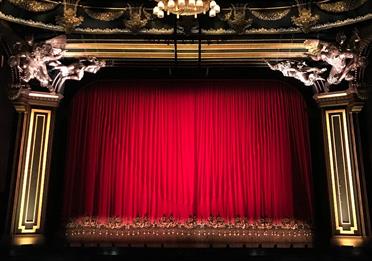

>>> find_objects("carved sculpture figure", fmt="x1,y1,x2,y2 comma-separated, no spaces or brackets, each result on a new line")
9,35,105,94
266,60,327,86
9,36,66,88
304,39,360,85
49,58,106,93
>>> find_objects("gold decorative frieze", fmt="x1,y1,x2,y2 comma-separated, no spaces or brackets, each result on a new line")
1,9,372,35
317,0,368,13
325,109,358,235
250,8,290,21
85,9,125,21
66,217,312,246
16,109,52,233
7,0,58,13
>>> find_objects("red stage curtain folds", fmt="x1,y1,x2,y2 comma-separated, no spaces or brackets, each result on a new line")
63,80,313,224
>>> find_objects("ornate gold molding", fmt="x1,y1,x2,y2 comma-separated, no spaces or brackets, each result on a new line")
7,0,58,13
291,8,320,33
317,0,368,13
250,8,290,21
0,10,371,34
85,9,125,21
64,41,309,60
66,217,312,246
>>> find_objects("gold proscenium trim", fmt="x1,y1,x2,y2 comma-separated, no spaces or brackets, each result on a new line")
17,109,51,233
325,109,358,235
64,41,309,59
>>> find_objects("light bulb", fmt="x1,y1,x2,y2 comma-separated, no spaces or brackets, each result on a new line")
153,6,160,15
157,9,164,18
209,8,216,17
210,0,216,8
189,0,196,6
168,0,175,8
214,4,220,13
196,0,203,7
179,0,185,7
158,1,165,9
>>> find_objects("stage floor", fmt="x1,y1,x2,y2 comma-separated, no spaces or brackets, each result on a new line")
2,246,372,261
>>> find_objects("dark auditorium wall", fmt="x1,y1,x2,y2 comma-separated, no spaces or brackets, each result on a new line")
0,84,15,238
364,61,372,232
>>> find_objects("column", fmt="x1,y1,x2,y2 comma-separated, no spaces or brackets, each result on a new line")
10,90,62,245
315,90,370,246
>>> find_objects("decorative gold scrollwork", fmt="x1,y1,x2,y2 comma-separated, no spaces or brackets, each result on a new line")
291,8,319,33
123,4,151,33
317,0,368,13
250,8,290,21
85,9,125,22
7,0,58,13
221,4,252,34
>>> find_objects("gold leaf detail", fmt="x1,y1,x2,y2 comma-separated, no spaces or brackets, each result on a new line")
85,9,124,22
250,8,291,21
317,0,368,13
7,0,58,12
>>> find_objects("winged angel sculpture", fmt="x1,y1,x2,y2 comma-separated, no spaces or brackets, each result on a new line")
304,38,365,86
9,35,105,93
267,30,371,91
266,60,327,86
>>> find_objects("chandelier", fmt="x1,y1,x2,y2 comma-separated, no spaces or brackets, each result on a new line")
153,0,220,19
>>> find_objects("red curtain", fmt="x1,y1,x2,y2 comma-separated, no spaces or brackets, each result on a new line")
63,80,313,223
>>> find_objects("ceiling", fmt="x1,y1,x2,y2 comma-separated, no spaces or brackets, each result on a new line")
0,0,370,38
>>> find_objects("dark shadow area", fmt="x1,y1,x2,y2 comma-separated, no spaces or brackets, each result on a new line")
0,83,16,241
1,246,372,261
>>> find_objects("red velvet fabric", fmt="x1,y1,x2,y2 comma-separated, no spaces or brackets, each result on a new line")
63,80,313,222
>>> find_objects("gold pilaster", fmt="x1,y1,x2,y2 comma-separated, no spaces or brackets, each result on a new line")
315,91,370,246
10,90,62,245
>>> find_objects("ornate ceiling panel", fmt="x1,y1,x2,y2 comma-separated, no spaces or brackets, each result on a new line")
0,0,371,35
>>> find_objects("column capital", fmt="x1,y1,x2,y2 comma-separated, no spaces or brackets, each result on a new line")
11,89,63,110
313,89,368,110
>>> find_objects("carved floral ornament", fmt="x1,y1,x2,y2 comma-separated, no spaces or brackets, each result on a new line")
291,8,319,33
8,35,105,96
56,0,84,32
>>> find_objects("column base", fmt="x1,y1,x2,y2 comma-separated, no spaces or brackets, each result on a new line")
331,235,368,247
12,234,45,246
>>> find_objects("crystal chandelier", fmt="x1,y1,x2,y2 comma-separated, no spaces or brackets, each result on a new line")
153,0,220,19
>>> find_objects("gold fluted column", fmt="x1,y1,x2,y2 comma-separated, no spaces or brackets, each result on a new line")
314,90,370,247
10,90,62,245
